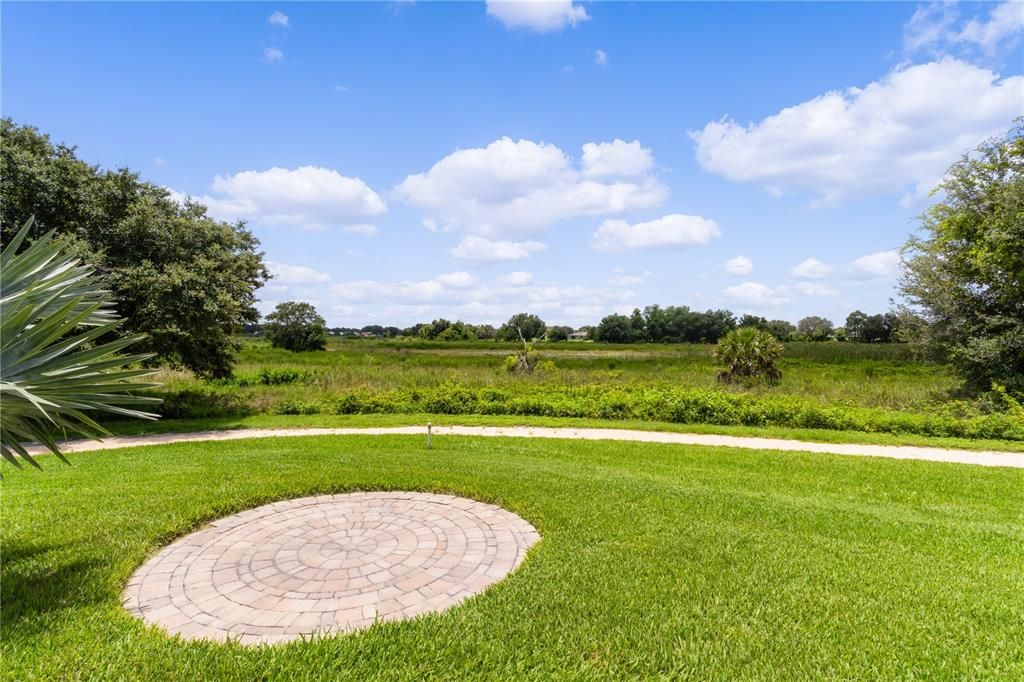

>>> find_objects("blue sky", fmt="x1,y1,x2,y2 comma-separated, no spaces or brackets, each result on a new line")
3,1,1022,328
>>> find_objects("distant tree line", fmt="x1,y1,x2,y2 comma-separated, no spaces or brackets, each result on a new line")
252,304,911,345
584,307,906,344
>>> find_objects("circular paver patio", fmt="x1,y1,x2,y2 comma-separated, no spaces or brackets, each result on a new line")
123,492,540,645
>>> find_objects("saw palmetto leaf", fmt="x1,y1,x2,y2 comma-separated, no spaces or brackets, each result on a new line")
0,218,161,470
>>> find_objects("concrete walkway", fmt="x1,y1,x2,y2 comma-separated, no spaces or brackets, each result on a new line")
26,425,1024,468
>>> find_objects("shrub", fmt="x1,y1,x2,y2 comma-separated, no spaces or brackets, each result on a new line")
263,301,327,352
152,380,1024,441
714,328,784,385
156,389,249,419
899,122,1024,398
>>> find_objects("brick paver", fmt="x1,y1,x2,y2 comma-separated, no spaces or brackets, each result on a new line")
123,492,540,645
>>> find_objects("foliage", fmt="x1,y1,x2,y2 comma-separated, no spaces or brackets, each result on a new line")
405,319,500,341
230,367,322,387
416,318,482,341
149,360,1021,443
0,119,269,378
504,327,543,374
260,384,1021,440
594,313,639,343
503,352,535,374
738,314,769,330
797,316,835,341
597,305,737,344
766,319,797,342
900,121,1024,397
546,325,573,342
263,302,328,352
0,219,161,468
846,310,898,343
714,328,784,385
130,338,1021,440
498,313,547,341
474,324,497,340
740,315,798,342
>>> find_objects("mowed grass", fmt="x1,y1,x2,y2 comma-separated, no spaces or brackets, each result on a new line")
3,435,1022,680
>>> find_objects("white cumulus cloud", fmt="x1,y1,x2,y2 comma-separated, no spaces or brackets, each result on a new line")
178,166,386,229
331,279,446,303
789,250,901,281
791,257,833,279
267,261,331,285
723,282,790,306
691,59,1024,203
581,139,653,178
594,49,608,66
435,272,479,289
263,47,284,63
499,271,534,286
724,255,753,276
395,137,667,236
267,11,290,28
486,0,589,32
451,235,548,263
851,250,901,278
591,214,720,252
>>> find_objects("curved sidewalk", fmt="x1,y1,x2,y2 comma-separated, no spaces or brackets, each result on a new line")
24,425,1024,468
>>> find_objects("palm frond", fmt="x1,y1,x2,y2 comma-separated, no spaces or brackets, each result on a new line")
0,218,161,469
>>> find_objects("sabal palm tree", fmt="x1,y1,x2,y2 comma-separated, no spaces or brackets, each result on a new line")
714,327,784,385
0,219,160,469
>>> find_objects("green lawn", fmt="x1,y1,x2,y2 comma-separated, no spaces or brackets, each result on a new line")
3,435,1022,679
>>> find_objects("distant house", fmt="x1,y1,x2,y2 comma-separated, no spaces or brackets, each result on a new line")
568,329,590,341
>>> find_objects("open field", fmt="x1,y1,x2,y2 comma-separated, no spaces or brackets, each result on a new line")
3,435,1022,679
138,339,1023,443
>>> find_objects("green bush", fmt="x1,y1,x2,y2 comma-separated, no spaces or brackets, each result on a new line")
154,389,250,419
195,383,1024,441
714,328,784,385
263,302,327,352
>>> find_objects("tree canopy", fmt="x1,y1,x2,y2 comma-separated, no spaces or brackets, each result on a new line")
498,313,547,341
900,121,1024,396
263,302,328,352
0,119,269,378
845,311,898,343
595,306,736,344
797,316,834,342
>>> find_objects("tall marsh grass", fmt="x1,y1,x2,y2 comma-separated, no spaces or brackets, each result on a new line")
133,340,1024,441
